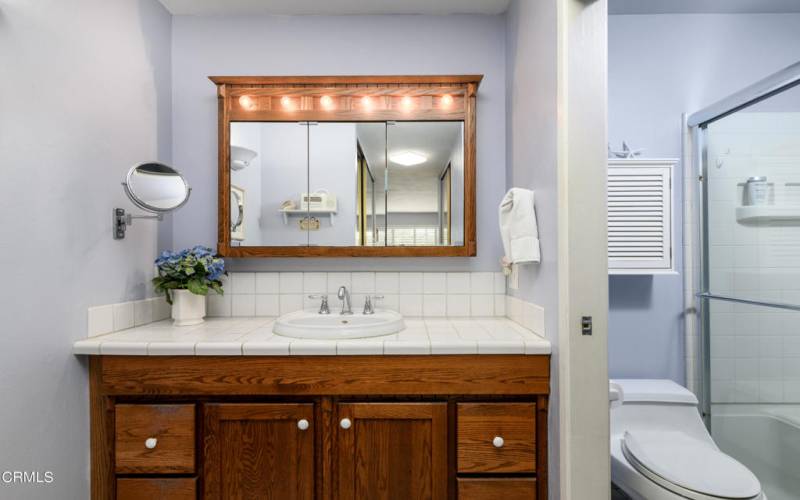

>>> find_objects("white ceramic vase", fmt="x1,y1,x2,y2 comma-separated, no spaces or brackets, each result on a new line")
171,289,206,326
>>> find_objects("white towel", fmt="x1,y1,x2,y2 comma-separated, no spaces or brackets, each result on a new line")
499,188,541,269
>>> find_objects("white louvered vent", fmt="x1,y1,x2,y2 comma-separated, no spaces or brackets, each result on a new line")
608,159,675,274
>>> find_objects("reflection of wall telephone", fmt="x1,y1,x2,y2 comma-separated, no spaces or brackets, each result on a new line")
300,189,337,212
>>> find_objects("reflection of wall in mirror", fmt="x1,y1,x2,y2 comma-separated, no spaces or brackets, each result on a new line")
308,124,357,246
130,170,186,209
230,123,262,245
258,123,309,246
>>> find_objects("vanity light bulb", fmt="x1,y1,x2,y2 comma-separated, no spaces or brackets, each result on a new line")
401,96,413,111
442,94,453,106
239,95,256,111
320,95,334,109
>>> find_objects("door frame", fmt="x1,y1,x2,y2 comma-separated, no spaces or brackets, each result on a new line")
556,0,610,498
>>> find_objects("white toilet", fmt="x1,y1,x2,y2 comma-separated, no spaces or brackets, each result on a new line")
610,379,765,500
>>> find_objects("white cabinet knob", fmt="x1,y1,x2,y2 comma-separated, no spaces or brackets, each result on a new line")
340,418,352,430
145,438,158,449
297,419,309,431
492,436,504,448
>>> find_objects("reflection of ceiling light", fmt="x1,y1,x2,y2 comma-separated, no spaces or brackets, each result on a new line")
231,145,258,171
320,95,334,109
441,94,453,106
390,151,427,166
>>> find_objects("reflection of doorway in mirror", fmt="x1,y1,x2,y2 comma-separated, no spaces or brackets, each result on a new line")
439,163,452,245
357,142,379,246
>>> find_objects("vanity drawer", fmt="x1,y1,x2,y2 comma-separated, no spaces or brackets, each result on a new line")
115,404,195,474
457,403,536,473
117,478,197,500
458,478,536,500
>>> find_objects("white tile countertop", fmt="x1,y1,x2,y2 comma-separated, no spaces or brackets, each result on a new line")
73,317,551,356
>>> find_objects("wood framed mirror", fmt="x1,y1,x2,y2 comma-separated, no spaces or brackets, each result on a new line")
211,75,481,258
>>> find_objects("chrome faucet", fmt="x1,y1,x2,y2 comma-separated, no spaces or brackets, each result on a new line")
337,286,353,315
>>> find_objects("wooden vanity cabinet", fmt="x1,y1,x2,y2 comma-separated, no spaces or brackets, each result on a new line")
116,478,197,500
335,403,448,500
89,355,549,500
203,403,315,500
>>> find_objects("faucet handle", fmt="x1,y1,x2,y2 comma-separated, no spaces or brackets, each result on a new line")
363,296,372,315
363,295,384,315
308,294,330,315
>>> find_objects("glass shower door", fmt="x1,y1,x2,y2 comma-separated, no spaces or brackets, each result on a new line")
699,80,800,500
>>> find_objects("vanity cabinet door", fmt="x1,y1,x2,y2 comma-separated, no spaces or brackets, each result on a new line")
203,403,314,500
335,402,448,500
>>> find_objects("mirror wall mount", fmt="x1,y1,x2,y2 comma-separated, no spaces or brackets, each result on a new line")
113,162,192,240
210,75,481,258
113,208,163,240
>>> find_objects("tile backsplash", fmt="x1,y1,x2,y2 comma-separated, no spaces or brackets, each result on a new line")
87,297,170,337
85,272,552,339
505,295,545,337
210,271,508,318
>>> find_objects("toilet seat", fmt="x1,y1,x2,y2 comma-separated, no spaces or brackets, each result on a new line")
622,431,762,500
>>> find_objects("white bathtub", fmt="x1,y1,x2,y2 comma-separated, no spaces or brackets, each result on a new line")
712,404,800,500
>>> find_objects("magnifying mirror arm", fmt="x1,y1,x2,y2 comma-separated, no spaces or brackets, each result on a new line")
113,208,164,240
126,213,164,222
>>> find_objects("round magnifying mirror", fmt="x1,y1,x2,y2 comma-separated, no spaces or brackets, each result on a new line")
123,162,191,213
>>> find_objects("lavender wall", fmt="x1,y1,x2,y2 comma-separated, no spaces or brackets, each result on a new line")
170,14,507,271
608,13,800,383
0,0,172,497
505,1,559,497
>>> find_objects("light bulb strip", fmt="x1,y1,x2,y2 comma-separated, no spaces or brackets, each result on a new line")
237,93,457,113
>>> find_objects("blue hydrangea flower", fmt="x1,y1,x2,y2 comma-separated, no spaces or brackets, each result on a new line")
153,246,226,302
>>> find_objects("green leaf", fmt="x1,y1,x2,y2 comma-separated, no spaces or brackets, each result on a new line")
187,279,208,296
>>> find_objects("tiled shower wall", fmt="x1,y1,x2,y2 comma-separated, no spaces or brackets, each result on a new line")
209,271,508,318
706,112,800,403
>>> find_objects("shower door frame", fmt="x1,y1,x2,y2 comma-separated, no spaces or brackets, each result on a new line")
688,61,800,426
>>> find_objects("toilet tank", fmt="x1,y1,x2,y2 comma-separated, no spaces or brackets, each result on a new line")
611,379,698,406
610,379,710,443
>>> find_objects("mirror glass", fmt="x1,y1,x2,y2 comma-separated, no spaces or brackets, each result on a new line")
228,121,463,247
124,162,190,212
230,122,308,246
355,123,387,246
387,122,464,246
230,186,245,241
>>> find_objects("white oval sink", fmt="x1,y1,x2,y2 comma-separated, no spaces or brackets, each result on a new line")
273,309,405,339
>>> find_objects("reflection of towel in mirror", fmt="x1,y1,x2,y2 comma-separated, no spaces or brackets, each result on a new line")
499,188,541,272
